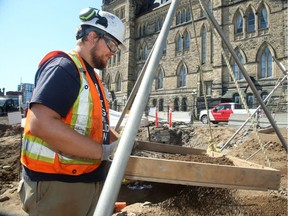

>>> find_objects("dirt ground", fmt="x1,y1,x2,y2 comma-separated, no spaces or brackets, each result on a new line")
0,116,287,216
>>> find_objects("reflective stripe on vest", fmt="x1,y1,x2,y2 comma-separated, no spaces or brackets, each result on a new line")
23,134,55,163
23,133,98,165
21,50,109,175
67,52,91,136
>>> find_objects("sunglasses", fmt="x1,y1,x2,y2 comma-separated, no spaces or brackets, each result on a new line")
103,35,120,54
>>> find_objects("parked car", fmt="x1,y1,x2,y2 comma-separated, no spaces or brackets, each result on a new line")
199,102,254,124
0,98,19,116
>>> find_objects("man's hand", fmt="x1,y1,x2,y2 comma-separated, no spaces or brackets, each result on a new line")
101,140,119,161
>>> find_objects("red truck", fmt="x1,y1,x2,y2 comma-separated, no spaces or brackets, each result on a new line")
199,102,254,124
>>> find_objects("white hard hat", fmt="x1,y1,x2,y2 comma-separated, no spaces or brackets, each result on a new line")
78,7,126,51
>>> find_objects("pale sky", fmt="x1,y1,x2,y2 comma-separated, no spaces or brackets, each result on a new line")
0,0,101,92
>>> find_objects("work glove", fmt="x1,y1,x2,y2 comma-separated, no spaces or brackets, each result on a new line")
101,140,119,161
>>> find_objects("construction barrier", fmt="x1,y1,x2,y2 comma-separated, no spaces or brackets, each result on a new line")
155,106,159,127
169,106,172,127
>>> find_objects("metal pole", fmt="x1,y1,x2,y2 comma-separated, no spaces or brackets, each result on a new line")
199,0,287,151
115,45,155,132
272,56,288,75
220,74,288,151
94,1,179,215
246,141,272,161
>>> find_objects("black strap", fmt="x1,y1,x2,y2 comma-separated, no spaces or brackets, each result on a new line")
86,67,110,144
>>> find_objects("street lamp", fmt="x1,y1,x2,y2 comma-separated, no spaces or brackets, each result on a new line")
190,89,197,123
122,95,127,110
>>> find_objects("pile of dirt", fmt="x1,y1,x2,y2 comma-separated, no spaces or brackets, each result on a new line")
0,117,287,216
0,124,22,193
116,123,287,215
136,123,250,149
117,183,239,216
133,149,234,165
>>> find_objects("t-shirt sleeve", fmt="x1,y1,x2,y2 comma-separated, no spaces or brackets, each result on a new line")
30,55,80,117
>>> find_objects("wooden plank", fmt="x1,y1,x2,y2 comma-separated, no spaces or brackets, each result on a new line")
208,151,276,170
125,156,280,191
258,127,275,134
135,140,206,155
227,155,274,170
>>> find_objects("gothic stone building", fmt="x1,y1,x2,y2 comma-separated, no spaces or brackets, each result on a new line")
102,0,287,116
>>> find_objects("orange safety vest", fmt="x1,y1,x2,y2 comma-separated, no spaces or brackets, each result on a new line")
21,50,110,176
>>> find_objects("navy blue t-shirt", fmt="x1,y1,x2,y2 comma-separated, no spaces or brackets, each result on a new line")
23,53,109,182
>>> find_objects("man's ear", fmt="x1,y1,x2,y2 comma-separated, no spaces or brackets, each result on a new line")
87,31,97,44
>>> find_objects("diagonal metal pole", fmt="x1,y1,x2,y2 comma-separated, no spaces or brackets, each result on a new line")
94,1,179,215
220,74,288,151
199,0,287,151
115,44,155,132
272,56,288,75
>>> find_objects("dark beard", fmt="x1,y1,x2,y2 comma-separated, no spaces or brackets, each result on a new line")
90,46,107,70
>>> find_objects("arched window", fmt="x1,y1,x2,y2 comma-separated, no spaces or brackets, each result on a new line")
176,34,183,52
156,19,161,32
138,26,142,37
235,13,243,34
116,73,122,92
159,98,164,111
233,51,244,80
178,63,187,87
112,55,116,64
143,45,148,60
184,32,190,50
247,9,255,32
143,24,146,36
261,92,268,100
163,40,167,55
205,81,212,96
176,10,181,25
152,99,157,107
156,17,164,32
105,75,111,91
113,100,118,111
233,93,240,103
182,9,186,23
187,9,191,21
138,46,142,60
259,7,268,29
260,47,272,78
137,45,143,60
156,69,164,89
200,8,204,17
120,7,125,20
208,0,212,12
109,100,113,109
117,50,121,63
211,32,214,63
247,93,254,108
200,0,212,17
201,27,207,64
181,98,187,111
174,98,179,111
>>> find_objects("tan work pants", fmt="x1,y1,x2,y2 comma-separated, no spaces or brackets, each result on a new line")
18,179,104,216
